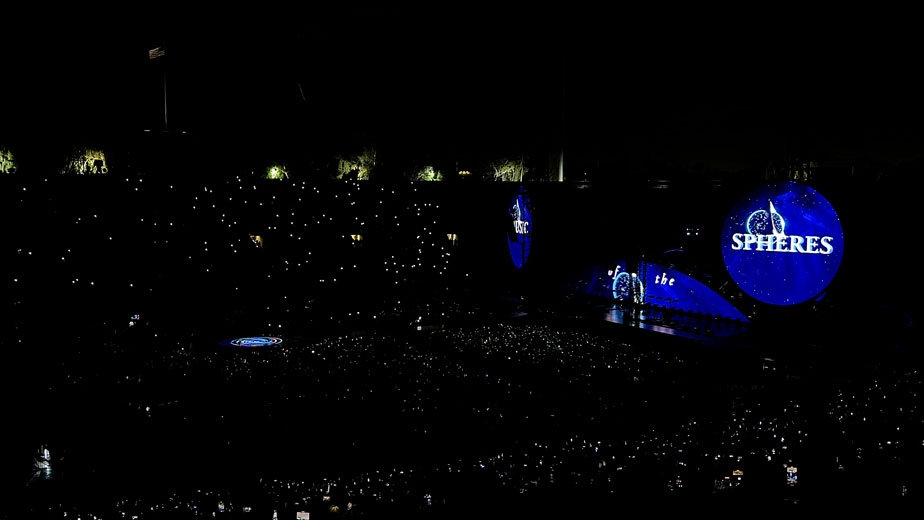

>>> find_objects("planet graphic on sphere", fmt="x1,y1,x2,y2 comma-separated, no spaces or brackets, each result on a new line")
746,201,785,236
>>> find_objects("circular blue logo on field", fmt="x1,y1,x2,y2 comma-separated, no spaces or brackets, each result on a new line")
221,337,283,347
722,182,844,305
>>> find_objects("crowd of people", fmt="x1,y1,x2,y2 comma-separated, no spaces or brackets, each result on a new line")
3,175,476,347
15,321,924,517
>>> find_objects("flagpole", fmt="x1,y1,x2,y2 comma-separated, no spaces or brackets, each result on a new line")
163,46,168,132
148,45,168,131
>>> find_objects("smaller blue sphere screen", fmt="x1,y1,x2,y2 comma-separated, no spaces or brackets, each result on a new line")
507,188,532,269
722,181,844,305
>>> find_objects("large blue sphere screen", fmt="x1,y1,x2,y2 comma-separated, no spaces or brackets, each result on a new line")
721,182,844,305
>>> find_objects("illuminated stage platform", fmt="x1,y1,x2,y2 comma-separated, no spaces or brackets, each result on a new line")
601,305,749,346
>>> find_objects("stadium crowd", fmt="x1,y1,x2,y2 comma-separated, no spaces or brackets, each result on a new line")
16,322,924,517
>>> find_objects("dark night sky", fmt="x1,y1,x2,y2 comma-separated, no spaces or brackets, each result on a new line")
3,7,923,171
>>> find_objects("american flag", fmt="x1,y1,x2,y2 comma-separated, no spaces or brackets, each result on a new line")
148,47,165,59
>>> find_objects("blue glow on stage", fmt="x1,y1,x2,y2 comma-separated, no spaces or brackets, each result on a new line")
601,262,748,322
